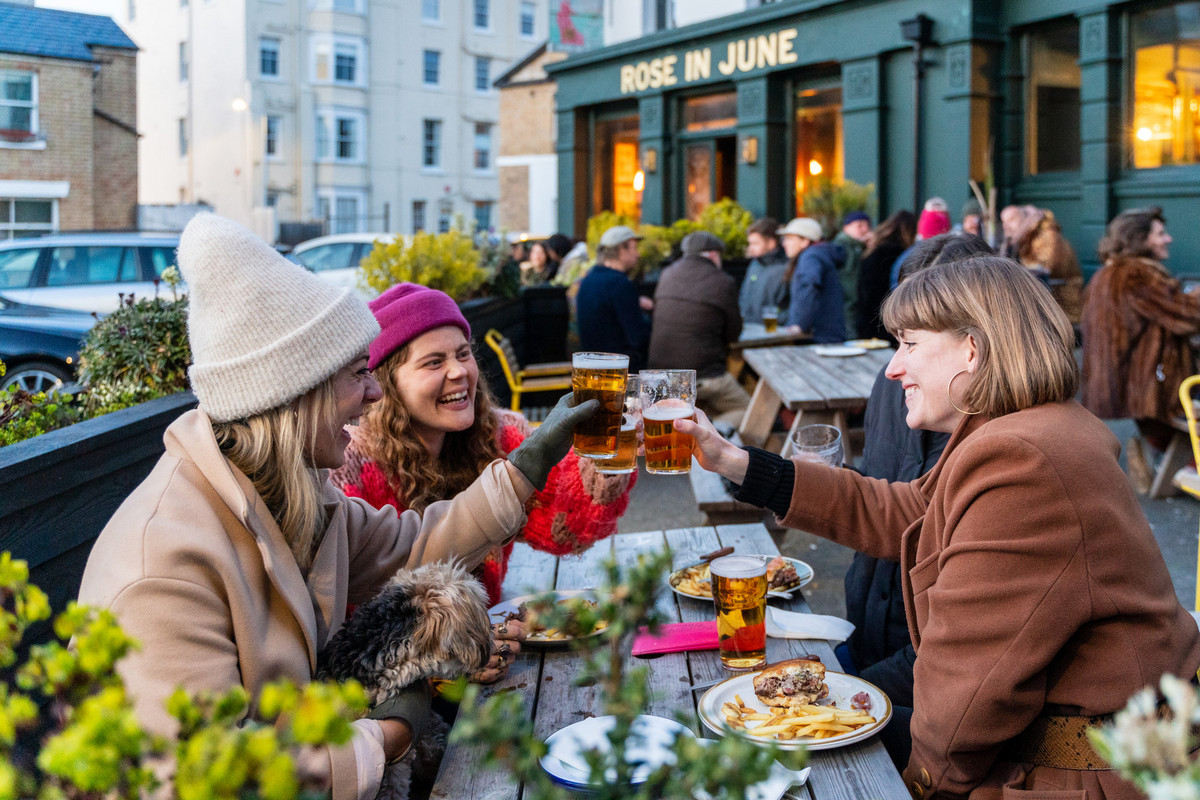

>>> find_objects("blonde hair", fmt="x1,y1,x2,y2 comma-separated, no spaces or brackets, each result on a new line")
357,344,504,513
212,375,339,572
882,256,1077,418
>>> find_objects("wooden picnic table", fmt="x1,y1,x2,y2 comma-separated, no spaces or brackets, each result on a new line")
735,323,813,350
430,522,907,800
738,344,894,461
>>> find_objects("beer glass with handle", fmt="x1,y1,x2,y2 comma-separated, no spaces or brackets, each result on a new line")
710,555,768,670
639,369,696,474
594,374,639,474
572,352,628,459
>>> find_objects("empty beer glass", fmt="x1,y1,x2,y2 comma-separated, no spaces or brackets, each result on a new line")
790,423,844,467
572,352,629,459
594,375,639,475
710,555,768,670
639,369,696,474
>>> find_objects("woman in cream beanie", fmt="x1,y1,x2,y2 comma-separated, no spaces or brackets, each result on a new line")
77,214,595,798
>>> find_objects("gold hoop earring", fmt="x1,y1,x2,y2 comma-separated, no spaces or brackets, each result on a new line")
947,369,982,416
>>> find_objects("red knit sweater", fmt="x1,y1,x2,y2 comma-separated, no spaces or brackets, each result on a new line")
331,409,636,604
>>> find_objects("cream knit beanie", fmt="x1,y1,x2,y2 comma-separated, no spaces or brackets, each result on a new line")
178,213,380,422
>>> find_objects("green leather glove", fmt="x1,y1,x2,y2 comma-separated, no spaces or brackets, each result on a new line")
508,393,598,490
367,681,431,748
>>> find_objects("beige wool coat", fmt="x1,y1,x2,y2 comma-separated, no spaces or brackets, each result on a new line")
783,401,1200,800
76,409,531,800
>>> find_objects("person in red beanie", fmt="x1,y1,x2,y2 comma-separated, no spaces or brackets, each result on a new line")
331,283,636,681
916,197,952,240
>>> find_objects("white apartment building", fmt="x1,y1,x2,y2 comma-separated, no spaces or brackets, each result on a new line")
115,0,545,241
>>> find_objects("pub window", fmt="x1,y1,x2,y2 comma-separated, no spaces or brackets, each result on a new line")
793,85,843,212
592,113,640,222
682,92,737,132
1131,2,1200,168
1027,20,1081,174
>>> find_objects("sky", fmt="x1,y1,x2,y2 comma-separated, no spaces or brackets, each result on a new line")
35,0,126,19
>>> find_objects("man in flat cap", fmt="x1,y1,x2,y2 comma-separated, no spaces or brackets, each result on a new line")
648,230,748,430
577,225,652,372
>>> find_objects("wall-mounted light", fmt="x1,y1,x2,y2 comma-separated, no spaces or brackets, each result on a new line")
644,148,658,173
231,97,249,112
740,135,759,165
633,169,645,192
809,159,823,176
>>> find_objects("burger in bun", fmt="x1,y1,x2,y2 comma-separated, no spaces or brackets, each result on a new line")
752,658,828,708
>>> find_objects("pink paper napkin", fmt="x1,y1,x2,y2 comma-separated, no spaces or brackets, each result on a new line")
632,621,719,657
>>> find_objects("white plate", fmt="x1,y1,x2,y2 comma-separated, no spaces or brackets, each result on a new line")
813,344,867,357
698,670,891,751
668,556,814,602
488,589,608,646
844,338,891,350
540,714,693,788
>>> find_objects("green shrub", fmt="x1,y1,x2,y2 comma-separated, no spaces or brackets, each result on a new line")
477,231,521,300
359,231,487,301
77,273,191,417
0,363,84,447
799,179,876,239
697,198,753,258
0,553,366,800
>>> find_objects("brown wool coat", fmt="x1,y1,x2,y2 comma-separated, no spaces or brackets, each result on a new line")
76,409,531,800
1081,256,1200,422
782,401,1200,800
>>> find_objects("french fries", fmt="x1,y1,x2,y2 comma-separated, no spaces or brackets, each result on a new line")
720,693,876,742
671,559,802,598
523,599,609,641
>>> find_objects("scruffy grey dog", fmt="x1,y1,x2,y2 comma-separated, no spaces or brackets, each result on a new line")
318,561,493,800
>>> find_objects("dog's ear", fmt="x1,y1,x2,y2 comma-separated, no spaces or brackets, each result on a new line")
406,562,494,674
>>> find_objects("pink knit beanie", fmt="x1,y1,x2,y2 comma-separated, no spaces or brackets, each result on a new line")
917,209,951,239
367,283,471,369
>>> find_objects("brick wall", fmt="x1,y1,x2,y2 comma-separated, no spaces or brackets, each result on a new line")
91,47,138,229
0,47,137,231
499,164,530,231
498,81,557,157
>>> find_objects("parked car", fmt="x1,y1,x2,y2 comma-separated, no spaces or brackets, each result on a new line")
290,232,397,298
0,232,182,315
0,296,95,393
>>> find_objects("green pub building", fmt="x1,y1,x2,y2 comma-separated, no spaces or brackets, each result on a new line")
547,0,1200,274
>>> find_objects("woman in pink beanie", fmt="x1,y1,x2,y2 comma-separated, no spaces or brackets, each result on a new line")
916,197,952,240
332,283,635,674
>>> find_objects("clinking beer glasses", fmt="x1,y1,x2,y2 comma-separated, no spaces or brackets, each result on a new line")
572,352,629,459
639,369,696,474
710,555,768,670
593,374,639,475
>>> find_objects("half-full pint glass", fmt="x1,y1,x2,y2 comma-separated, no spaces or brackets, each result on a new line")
710,555,768,671
572,352,628,459
594,375,639,474
762,306,779,334
640,369,696,474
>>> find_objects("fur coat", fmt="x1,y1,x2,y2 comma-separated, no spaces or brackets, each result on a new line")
333,408,635,605
1081,255,1200,421
1015,211,1083,324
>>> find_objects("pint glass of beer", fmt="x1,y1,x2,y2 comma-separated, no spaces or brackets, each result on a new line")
710,555,768,670
572,352,629,459
639,369,696,474
594,375,639,474
762,306,779,334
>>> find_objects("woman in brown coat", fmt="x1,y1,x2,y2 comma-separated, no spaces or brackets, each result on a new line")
1081,207,1200,489
1010,207,1084,324
680,256,1200,800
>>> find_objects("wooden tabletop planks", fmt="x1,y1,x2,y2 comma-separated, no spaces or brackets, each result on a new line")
430,527,907,800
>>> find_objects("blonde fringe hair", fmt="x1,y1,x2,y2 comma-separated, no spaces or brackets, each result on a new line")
357,344,505,513
212,375,339,572
881,255,1078,418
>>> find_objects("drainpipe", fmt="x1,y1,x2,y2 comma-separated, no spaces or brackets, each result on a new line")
900,14,935,213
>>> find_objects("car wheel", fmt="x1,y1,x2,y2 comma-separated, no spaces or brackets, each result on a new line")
1,361,73,394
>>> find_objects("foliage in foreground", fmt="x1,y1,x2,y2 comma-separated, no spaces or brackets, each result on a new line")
0,361,84,447
452,550,803,799
0,552,366,800
1090,673,1200,799
359,230,488,301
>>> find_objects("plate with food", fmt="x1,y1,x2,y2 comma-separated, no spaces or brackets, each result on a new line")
812,344,867,358
540,714,693,788
669,556,813,601
844,338,891,350
698,658,891,751
488,589,609,646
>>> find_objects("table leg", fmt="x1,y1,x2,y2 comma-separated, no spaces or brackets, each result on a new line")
739,378,783,448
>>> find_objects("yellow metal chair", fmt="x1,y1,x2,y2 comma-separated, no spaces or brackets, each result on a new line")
1177,375,1200,610
483,329,572,412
